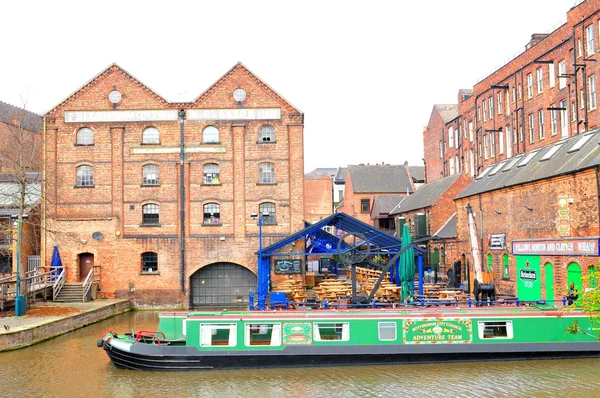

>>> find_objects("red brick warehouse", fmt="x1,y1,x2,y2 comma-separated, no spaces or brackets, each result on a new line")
42,63,305,307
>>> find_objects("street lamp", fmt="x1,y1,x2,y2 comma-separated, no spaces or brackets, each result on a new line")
13,216,27,316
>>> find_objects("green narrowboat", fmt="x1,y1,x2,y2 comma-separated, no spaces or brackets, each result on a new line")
97,307,600,370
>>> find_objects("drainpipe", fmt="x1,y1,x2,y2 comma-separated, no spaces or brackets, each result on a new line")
573,28,580,136
596,166,600,236
178,109,186,294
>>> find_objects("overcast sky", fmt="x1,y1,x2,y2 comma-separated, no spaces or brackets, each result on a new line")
1,0,577,172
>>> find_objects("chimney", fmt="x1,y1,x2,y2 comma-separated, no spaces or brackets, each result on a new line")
525,33,549,50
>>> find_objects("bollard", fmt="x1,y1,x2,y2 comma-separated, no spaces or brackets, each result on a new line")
516,298,520,307
467,297,472,308
323,300,328,309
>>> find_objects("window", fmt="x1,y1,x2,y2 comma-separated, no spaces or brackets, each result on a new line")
141,252,158,273
536,67,543,94
142,203,159,225
505,89,510,115
589,75,597,110
76,165,93,187
142,127,160,144
378,322,397,341
203,203,221,224
526,73,533,99
483,135,488,160
449,156,455,175
589,266,598,289
550,105,558,135
258,125,275,142
455,155,460,173
517,150,540,167
580,89,585,109
478,321,513,339
76,127,93,145
560,99,568,138
203,126,219,143
499,129,504,155
568,133,594,152
477,106,481,121
259,202,276,224
517,84,522,100
538,109,545,139
505,126,512,158
490,133,495,158
558,60,567,89
469,149,474,176
245,324,281,346
313,322,349,341
512,87,517,103
469,122,473,142
578,38,583,57
483,101,487,122
142,164,159,185
448,127,454,147
497,92,503,114
258,162,275,184
488,97,493,119
439,141,443,158
487,253,493,272
528,114,535,143
503,254,509,279
549,63,556,88
360,199,370,213
200,324,237,347
540,144,563,161
203,163,220,184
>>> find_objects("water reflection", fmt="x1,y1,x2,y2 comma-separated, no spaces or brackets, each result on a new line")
0,311,599,397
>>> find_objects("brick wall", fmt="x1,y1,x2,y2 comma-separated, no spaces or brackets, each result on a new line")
304,176,333,223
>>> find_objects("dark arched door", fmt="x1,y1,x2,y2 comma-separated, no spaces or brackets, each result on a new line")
190,262,257,307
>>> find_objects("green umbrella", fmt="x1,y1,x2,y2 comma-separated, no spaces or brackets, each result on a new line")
400,224,415,302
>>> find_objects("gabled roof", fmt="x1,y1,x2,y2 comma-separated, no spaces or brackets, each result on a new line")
0,181,41,211
434,104,459,124
0,101,42,133
305,168,337,180
456,128,600,199
262,212,404,255
390,173,462,215
334,167,347,183
408,165,425,183
371,196,405,220
434,213,457,239
348,164,413,194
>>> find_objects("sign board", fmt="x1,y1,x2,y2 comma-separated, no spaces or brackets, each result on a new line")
512,238,600,256
489,233,506,250
516,255,541,301
186,108,281,121
65,110,178,123
282,323,312,345
403,319,472,344
274,259,302,274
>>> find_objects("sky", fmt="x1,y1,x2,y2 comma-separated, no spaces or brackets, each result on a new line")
1,0,578,172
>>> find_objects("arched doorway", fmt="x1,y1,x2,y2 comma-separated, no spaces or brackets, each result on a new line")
78,253,94,282
544,263,554,304
190,262,257,307
567,262,582,292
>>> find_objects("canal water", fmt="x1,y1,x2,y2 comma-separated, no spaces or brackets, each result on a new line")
1,311,599,398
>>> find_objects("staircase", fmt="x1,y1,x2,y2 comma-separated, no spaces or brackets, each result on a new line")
53,282,87,303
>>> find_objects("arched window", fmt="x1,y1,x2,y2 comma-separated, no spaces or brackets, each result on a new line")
259,202,276,224
203,126,219,143
142,127,160,144
502,254,509,279
141,252,158,273
258,125,275,142
487,253,493,272
203,163,220,184
589,265,597,289
142,164,159,185
142,203,159,225
203,203,221,224
76,127,93,145
76,165,94,187
259,162,275,184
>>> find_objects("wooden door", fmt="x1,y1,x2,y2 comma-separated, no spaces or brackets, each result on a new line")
79,253,94,282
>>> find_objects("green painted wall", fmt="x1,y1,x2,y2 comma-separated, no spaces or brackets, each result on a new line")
544,263,555,304
516,255,541,301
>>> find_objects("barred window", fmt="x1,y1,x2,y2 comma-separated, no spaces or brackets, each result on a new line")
203,126,219,143
142,127,160,144
76,128,93,145
258,125,275,142
259,162,275,184
203,203,221,224
141,252,158,273
142,204,159,225
143,164,159,185
259,202,276,225
203,163,220,184
76,165,94,187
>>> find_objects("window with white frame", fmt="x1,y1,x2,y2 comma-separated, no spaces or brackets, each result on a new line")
505,125,512,158
558,60,567,89
76,127,94,145
448,127,454,147
528,114,535,143
571,101,576,122
203,126,219,143
550,106,558,135
538,109,545,139
258,125,275,142
203,203,221,224
469,122,473,142
142,164,159,185
245,324,281,346
483,135,488,160
313,322,349,341
578,38,583,57
378,322,397,341
497,92,503,114
589,74,597,110
203,163,220,184
76,165,93,187
449,156,455,175
483,101,487,122
581,89,585,109
142,203,159,225
499,129,504,155
258,162,275,184
439,141,443,158
477,106,481,121
488,97,494,119
478,321,513,339
560,99,568,137
469,149,474,176
490,133,495,158
455,155,460,173
142,127,160,144
505,89,510,115
527,73,533,99
259,202,276,224
549,63,556,88
200,324,237,347
518,84,522,100
512,87,517,103
536,67,543,94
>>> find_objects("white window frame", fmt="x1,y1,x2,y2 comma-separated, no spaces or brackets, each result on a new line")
550,106,557,136
560,99,568,138
483,101,488,122
313,322,350,342
449,157,455,175
536,67,543,94
483,135,488,160
528,114,535,143
488,97,494,119
505,126,512,158
244,323,282,346
558,60,567,89
497,92,503,114
587,24,596,56
200,324,237,347
469,122,473,142
448,127,454,148
469,149,474,176
378,322,397,341
478,321,513,340
527,73,533,99
490,133,495,158
499,128,504,155
589,74,597,110
549,63,556,88
578,38,583,58
505,89,510,115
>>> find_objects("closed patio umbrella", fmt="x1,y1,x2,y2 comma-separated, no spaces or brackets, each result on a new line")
399,224,415,302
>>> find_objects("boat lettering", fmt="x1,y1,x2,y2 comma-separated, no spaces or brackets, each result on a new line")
404,319,472,344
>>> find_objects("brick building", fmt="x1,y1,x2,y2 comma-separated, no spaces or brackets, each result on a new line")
0,101,42,174
304,168,335,224
42,63,304,307
424,0,600,184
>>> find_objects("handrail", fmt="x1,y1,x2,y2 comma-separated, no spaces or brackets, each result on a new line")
82,267,94,302
53,267,66,300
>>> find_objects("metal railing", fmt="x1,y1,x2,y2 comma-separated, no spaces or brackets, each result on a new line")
82,267,94,303
0,267,65,311
52,267,66,300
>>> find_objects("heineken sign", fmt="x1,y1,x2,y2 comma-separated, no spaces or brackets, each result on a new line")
520,269,537,281
403,319,472,344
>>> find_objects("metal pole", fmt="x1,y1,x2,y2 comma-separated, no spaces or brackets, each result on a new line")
258,216,265,310
178,110,186,294
15,219,26,316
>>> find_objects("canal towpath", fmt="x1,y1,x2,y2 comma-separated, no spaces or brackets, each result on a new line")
0,299,130,351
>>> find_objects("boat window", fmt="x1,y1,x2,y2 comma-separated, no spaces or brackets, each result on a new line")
478,321,513,339
313,322,349,341
199,324,237,347
378,322,397,341
245,323,282,346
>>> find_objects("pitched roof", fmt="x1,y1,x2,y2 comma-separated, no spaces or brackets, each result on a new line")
456,128,600,199
0,101,42,133
371,195,405,219
348,164,413,194
408,165,425,182
434,104,459,124
334,167,347,183
305,168,338,180
0,181,41,209
434,213,457,239
390,173,462,215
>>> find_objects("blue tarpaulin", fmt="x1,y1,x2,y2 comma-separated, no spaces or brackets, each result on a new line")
50,246,62,281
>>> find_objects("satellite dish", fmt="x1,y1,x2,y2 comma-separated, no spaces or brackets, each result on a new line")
92,232,104,241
